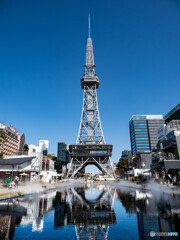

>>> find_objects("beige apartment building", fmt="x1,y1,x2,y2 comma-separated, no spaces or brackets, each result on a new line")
0,123,24,156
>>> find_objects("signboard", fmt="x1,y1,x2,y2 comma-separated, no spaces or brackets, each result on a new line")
157,125,166,142
8,124,17,133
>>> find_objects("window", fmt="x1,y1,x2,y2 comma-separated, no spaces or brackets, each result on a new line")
135,128,148,131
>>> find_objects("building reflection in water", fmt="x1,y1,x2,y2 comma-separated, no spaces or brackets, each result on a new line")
0,202,26,240
54,191,68,228
0,184,180,240
19,191,56,232
0,191,56,239
116,188,180,240
0,215,16,240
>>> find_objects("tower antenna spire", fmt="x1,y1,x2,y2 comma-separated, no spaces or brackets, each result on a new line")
89,14,90,38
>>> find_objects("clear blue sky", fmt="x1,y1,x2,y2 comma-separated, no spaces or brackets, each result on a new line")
0,0,180,165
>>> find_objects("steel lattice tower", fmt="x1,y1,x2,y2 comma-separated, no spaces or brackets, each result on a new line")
68,16,115,178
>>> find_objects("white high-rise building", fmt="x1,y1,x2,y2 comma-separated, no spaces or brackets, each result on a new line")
28,140,49,171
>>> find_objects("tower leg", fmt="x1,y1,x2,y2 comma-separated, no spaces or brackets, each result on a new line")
68,155,115,179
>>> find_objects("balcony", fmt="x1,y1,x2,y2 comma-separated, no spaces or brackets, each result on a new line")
166,120,180,135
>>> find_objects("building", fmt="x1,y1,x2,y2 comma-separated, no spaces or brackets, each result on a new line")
28,140,58,182
129,115,164,156
57,142,70,174
0,156,36,181
28,144,43,172
39,155,58,183
151,103,180,179
0,131,58,182
121,150,131,157
127,153,152,178
0,123,19,156
17,133,25,155
157,121,180,159
28,140,49,172
0,139,58,182
39,140,49,156
164,102,180,124
156,103,180,160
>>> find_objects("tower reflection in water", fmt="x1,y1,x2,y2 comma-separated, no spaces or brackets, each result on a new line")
66,185,116,240
0,184,180,240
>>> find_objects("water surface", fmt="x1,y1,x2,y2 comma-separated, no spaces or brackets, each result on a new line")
0,183,179,240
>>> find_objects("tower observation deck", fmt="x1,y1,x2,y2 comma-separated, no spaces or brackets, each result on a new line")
67,16,115,178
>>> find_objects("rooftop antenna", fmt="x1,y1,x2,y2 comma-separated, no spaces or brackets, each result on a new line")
89,14,90,38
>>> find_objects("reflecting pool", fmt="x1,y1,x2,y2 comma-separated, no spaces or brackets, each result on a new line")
0,183,180,240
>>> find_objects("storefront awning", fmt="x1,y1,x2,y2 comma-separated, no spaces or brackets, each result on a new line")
0,156,35,165
164,160,180,173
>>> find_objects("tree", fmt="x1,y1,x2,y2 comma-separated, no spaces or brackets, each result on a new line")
0,129,7,143
0,129,7,158
47,154,56,160
23,144,29,155
117,157,130,170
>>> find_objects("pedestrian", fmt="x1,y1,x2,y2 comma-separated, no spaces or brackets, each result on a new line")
139,174,144,188
14,176,19,188
173,175,177,184
165,174,169,186
155,172,158,182
169,175,172,184
142,175,146,188
162,174,165,184
10,180,15,189
5,176,11,188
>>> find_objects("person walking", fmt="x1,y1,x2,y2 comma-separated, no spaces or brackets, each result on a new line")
5,176,11,188
14,176,19,188
155,172,158,182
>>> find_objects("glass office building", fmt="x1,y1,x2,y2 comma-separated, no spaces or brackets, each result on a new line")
129,115,164,156
57,142,70,173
